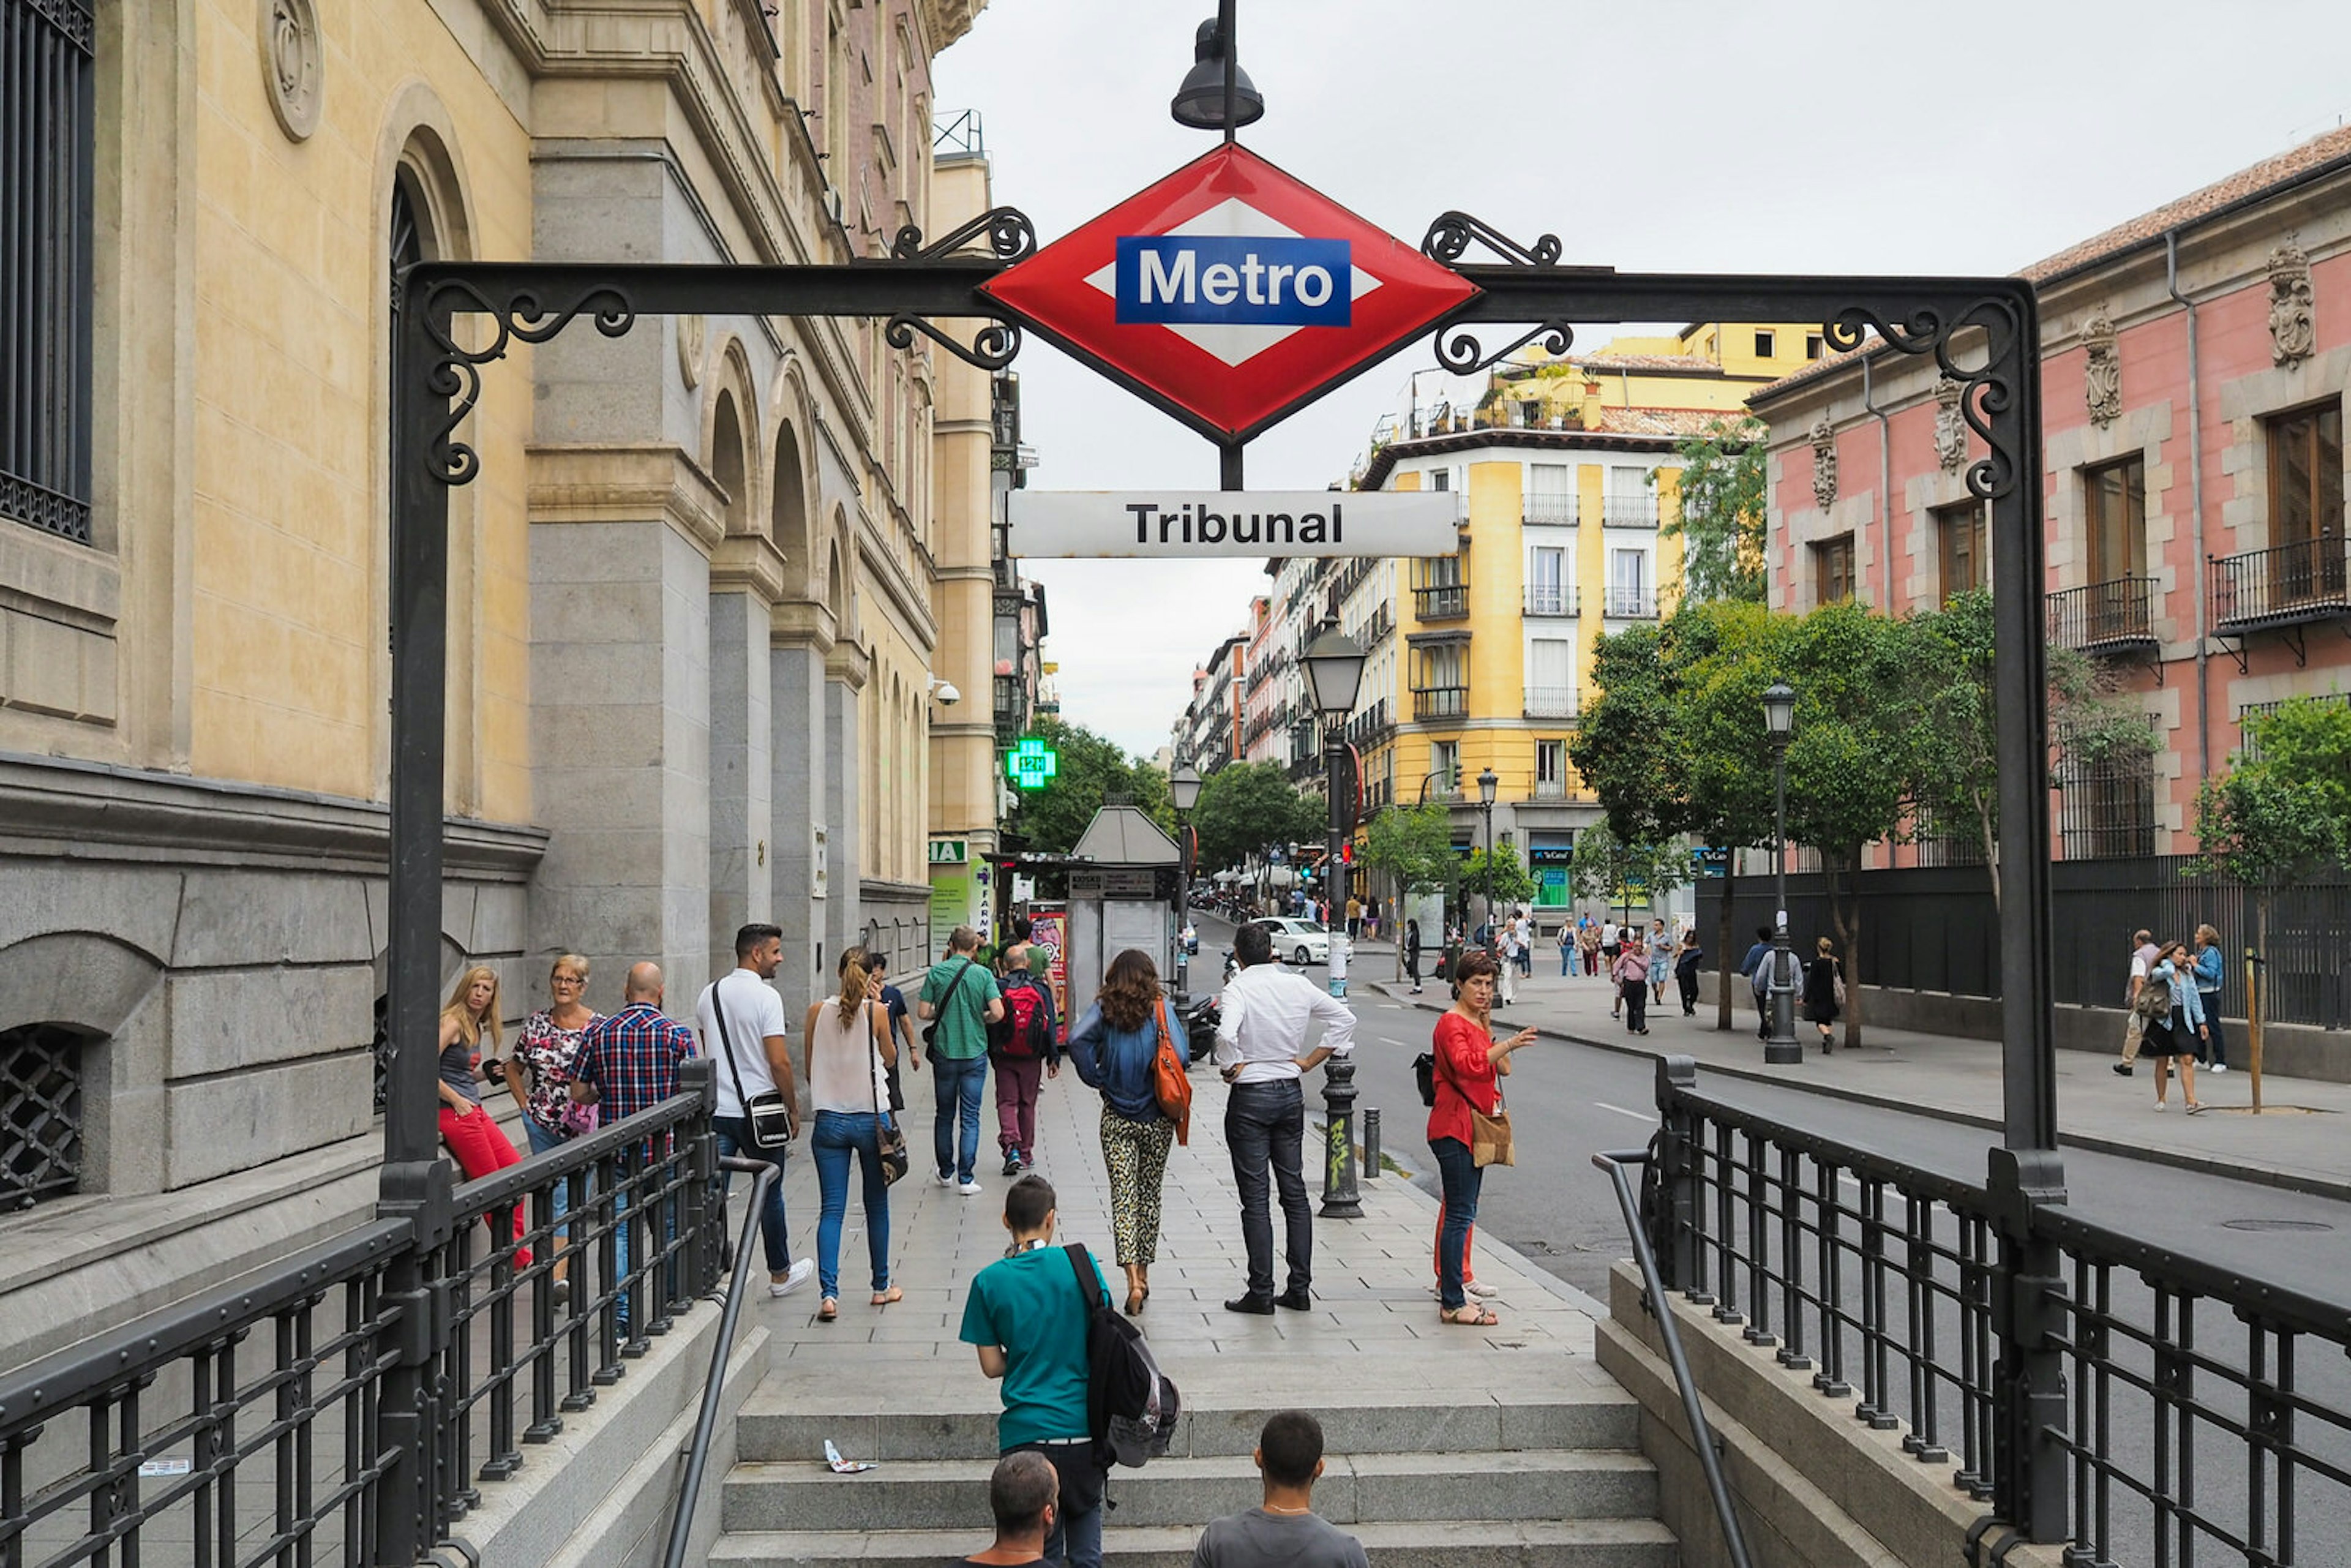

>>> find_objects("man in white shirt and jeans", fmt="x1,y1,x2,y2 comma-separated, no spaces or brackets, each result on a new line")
697,922,814,1298
1213,920,1357,1315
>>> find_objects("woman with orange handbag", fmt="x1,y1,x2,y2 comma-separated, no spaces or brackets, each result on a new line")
1067,948,1179,1317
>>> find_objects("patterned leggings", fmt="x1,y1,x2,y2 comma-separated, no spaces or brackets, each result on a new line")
1099,1106,1176,1267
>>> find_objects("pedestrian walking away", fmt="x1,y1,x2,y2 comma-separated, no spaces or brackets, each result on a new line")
1403,918,1424,994
570,962,697,1329
1427,951,1535,1328
1191,1411,1371,1568
1579,918,1601,977
1803,936,1843,1053
1558,921,1575,977
805,947,900,1321
436,966,531,1261
697,923,817,1300
2112,928,2159,1076
1736,925,1773,1038
1066,948,1180,1316
1611,931,1651,1035
504,953,602,1292
1214,918,1356,1314
921,925,1005,1193
960,1175,1112,1568
1674,932,1706,1016
2145,939,2207,1114
991,961,1062,1175
949,1451,1060,1568
2192,923,2230,1073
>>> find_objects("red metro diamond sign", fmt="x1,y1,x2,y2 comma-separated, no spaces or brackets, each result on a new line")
980,144,1479,444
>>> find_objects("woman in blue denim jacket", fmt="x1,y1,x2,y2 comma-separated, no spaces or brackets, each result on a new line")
1067,948,1177,1316
2149,940,2207,1114
2192,924,2228,1073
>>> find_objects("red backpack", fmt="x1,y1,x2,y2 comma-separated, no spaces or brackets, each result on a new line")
994,980,1045,1060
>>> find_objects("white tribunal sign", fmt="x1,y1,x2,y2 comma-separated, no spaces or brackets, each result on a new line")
1005,490,1459,558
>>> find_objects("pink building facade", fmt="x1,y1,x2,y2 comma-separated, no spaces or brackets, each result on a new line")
1755,127,2351,865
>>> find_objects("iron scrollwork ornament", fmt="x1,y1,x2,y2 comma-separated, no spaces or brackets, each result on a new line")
883,312,1023,372
1420,211,1570,375
422,280,636,486
1431,320,1575,376
888,206,1037,264
1823,298,2023,502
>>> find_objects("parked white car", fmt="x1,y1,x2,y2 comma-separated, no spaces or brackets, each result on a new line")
1251,917,1333,967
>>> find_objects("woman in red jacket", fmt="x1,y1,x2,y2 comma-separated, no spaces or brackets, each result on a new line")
1427,950,1537,1327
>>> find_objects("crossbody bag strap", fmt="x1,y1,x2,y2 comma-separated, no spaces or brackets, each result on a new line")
707,981,755,1109
935,956,973,1016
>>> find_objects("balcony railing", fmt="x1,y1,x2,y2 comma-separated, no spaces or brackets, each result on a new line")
1412,685,1469,722
1602,588,1657,618
1414,583,1470,621
2210,533,2350,632
1523,493,1579,525
1602,495,1659,528
1341,697,1394,749
2046,574,2156,652
1523,688,1578,719
1533,777,1569,800
1362,602,1396,645
1523,583,1578,617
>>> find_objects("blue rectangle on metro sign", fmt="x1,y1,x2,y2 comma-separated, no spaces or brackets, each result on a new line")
1115,235,1352,326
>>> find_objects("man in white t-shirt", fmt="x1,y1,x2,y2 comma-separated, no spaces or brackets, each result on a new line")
2112,928,2160,1078
697,922,814,1297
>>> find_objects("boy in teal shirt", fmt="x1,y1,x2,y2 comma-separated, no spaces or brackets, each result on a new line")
961,1174,1111,1568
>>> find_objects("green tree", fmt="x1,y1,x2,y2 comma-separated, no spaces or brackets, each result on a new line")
1568,822,1689,929
1464,839,1537,918
1362,802,1463,978
1189,762,1324,876
1659,418,1767,604
1009,717,1164,858
1570,620,1687,846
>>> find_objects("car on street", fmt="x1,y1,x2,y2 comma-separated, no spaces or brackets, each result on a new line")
1250,917,1332,967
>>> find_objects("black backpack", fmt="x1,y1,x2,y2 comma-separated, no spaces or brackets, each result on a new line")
1063,1244,1179,1468
1413,1051,1438,1108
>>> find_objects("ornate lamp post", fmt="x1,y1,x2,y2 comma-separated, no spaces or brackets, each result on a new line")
1302,620,1366,1218
1477,767,1499,959
1762,681,1802,1065
1171,762,1202,999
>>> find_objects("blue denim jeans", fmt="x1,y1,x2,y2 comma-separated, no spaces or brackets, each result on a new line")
1007,1441,1104,1568
1431,1135,1483,1311
812,1111,891,1300
931,1053,989,1184
523,1118,572,1226
713,1115,796,1275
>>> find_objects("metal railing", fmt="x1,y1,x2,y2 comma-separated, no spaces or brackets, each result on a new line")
1637,1056,2351,1564
0,1021,86,1206
1603,588,1658,618
0,1064,729,1567
2046,574,2156,651
2237,691,2351,759
1523,583,1578,617
1340,697,1393,749
2210,534,2350,631
1603,496,1659,528
662,1155,779,1568
1523,687,1577,719
1414,583,1469,621
1412,685,1468,721
1524,493,1579,525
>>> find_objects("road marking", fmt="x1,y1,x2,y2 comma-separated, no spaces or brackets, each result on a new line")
1594,1102,1655,1122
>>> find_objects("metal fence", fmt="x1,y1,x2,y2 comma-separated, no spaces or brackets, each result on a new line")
1643,1057,2351,1564
1697,857,2351,1029
0,1063,727,1566
2211,535,2350,631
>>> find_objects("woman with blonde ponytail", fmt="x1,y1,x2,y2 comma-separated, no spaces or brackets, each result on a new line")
804,947,900,1321
437,965,531,1260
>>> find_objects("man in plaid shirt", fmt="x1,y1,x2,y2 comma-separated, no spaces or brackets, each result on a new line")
571,962,696,1332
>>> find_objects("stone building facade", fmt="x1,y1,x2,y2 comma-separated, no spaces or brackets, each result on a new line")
0,0,982,1359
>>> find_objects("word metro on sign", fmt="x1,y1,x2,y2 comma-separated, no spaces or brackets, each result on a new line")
1006,492,1460,559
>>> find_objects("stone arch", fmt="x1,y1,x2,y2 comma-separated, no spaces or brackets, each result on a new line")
0,932,168,1203
701,337,761,539
770,416,812,596
827,523,851,634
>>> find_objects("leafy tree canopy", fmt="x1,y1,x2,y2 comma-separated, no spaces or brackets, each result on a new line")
1008,716,1172,857
1568,821,1689,921
1659,418,1767,604
1190,762,1325,875
1361,802,1462,899
1570,621,1688,846
1464,839,1537,910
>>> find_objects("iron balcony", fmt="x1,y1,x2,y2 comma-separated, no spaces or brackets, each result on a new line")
2045,574,2156,654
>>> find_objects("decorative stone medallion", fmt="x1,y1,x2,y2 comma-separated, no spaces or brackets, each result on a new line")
259,0,323,142
1934,377,1967,471
2082,309,2121,428
1810,415,1839,509
678,313,707,389
2268,241,2315,367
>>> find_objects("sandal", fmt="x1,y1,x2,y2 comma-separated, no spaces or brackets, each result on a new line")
1441,1305,1499,1327
1125,1289,1146,1317
871,1286,902,1307
817,1297,839,1322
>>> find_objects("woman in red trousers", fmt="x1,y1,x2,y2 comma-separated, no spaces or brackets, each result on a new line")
438,965,531,1261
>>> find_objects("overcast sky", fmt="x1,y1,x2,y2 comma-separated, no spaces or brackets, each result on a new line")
932,1,2351,759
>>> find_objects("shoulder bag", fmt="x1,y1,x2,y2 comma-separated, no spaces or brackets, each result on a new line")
868,1003,910,1185
1149,998,1192,1146
1432,1024,1513,1168
920,958,975,1058
706,980,792,1149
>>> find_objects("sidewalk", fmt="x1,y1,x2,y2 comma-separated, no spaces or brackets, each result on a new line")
1370,962,2351,1199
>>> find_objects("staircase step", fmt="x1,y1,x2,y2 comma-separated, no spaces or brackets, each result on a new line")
738,1395,1640,1463
721,1450,1659,1534
711,1517,1680,1568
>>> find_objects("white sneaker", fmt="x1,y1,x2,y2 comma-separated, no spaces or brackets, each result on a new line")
1465,1280,1501,1299
935,1171,955,1188
2153,1101,2167,1112
958,1179,985,1196
2209,1063,2227,1073
769,1258,816,1299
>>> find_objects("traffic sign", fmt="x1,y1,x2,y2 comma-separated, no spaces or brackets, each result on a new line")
980,144,1480,443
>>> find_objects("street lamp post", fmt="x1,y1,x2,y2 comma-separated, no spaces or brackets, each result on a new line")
1171,763,1202,1000
1477,767,1499,959
1302,620,1367,1219
1762,682,1802,1065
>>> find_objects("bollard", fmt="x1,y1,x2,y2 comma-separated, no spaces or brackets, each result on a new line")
1361,1106,1381,1179
1318,1056,1363,1218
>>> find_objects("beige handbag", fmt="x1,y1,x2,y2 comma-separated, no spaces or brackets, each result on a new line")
1468,1094,1514,1168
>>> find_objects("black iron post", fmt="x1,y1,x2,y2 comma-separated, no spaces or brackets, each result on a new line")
1319,716,1362,1218
1765,728,1800,1065
1985,1147,2069,1542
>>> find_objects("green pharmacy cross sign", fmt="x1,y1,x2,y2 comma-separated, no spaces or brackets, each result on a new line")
1006,736,1059,790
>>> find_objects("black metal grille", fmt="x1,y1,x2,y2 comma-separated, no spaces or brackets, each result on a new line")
2057,759,2157,861
1,1021,84,1207
2210,534,2350,631
1,0,97,544
2047,574,2156,651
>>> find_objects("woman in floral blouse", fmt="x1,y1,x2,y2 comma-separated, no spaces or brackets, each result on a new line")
506,953,600,1292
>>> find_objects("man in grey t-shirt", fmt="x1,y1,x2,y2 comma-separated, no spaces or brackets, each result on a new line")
1191,1412,1368,1568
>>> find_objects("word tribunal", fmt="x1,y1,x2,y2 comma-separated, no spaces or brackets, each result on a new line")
1125,500,1348,546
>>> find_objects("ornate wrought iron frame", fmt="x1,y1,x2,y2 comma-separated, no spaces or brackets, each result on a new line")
388,211,2057,1545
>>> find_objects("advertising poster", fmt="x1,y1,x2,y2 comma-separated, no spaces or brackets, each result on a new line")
1027,906,1068,1038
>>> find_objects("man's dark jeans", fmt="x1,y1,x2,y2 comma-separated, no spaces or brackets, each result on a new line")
1224,1078,1310,1300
